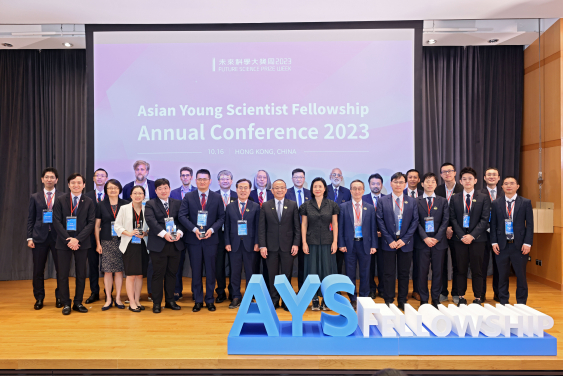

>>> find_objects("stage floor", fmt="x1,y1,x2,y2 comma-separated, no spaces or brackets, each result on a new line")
0,277,561,372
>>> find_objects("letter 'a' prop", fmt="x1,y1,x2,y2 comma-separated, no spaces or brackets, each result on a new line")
275,274,321,336
320,274,358,337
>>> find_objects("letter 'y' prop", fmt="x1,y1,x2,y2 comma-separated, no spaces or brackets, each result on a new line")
275,274,321,336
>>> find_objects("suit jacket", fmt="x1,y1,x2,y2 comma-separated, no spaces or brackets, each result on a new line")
449,190,490,243
414,195,449,250
85,189,106,206
224,200,260,253
337,200,378,254
170,185,196,201
215,189,238,208
27,189,63,243
52,193,96,250
435,182,463,201
362,193,386,210
376,194,419,252
258,199,300,252
480,186,505,201
113,202,150,254
178,190,225,246
327,185,351,204
249,189,274,205
490,195,533,250
122,179,156,201
404,187,424,198
144,197,186,252
285,186,312,206
96,197,130,241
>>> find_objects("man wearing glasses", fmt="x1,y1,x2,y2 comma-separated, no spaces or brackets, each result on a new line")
170,166,196,201
84,168,109,304
327,168,351,276
435,162,463,304
214,170,238,303
178,169,225,312
285,168,311,290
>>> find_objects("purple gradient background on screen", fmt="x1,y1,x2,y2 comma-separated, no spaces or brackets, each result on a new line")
94,35,414,193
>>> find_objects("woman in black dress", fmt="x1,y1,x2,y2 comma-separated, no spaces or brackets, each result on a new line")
299,177,340,311
114,185,149,312
94,179,129,310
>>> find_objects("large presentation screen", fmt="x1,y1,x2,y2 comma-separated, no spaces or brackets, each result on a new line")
93,27,415,193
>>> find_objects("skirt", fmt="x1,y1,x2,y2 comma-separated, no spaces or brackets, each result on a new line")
122,240,149,276
304,244,337,297
100,238,124,273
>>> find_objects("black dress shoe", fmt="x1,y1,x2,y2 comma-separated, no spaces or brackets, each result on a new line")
229,298,241,309
493,293,500,302
34,300,44,310
137,304,145,311
432,300,440,309
397,302,405,311
480,295,486,302
85,293,99,304
419,301,428,307
193,303,203,312
72,304,88,313
457,297,468,307
129,306,141,313
350,300,357,310
369,291,377,299
56,298,63,308
153,304,162,313
282,302,289,312
207,303,217,312
472,298,482,305
273,302,281,310
165,301,182,310
215,293,227,304
62,305,71,315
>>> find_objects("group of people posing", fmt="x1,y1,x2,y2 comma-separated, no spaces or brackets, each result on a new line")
27,160,533,315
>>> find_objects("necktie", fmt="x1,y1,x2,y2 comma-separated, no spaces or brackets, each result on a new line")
355,203,361,226
73,196,78,212
277,201,282,221
201,193,206,211
411,191,416,198
491,189,496,201
97,192,102,202
163,201,169,213
466,194,471,214
394,197,401,233
506,200,513,219
259,191,264,207
427,197,432,206
297,190,302,207
47,192,52,210
224,194,229,208
240,202,246,215
334,188,338,201
373,196,378,209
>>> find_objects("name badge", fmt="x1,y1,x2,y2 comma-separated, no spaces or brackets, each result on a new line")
238,220,247,236
396,214,402,235
424,217,434,233
463,214,470,228
66,216,77,231
197,210,208,227
165,217,175,233
131,233,142,244
354,225,362,238
43,210,53,224
505,219,514,239
111,221,117,237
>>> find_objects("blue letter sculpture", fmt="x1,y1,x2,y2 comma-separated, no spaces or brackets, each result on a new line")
274,274,321,336
320,274,358,337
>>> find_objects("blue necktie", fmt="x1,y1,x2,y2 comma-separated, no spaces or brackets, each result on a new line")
334,188,338,201
240,202,246,215
97,192,102,202
73,196,78,212
297,189,302,207
394,197,401,234
465,194,471,214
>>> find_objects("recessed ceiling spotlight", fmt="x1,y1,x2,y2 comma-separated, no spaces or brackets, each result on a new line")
1,43,13,47
488,39,499,43
427,39,437,45
63,42,73,47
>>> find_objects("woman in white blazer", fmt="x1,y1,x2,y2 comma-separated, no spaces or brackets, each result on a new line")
114,186,149,312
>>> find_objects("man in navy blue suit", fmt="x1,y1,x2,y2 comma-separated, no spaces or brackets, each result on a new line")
362,173,385,299
214,169,238,303
27,167,63,310
403,169,424,302
121,160,157,201
178,168,225,312
224,178,260,309
376,172,419,310
339,180,377,310
491,176,533,305
285,168,312,290
414,172,449,308
327,167,351,277
172,166,197,301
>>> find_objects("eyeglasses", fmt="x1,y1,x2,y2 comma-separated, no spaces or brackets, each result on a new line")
219,177,232,182
237,186,250,191
441,170,455,175
107,187,119,191
197,178,210,182
391,180,405,185
293,175,305,179
331,173,342,178
272,187,286,190
180,174,191,178
350,187,364,191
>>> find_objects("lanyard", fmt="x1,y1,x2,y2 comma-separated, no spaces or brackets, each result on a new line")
70,195,78,216
446,188,454,203
393,196,404,215
133,208,142,228
239,200,247,219
464,193,474,214
110,203,118,219
506,200,515,219
352,202,362,224
426,198,434,217
44,192,54,209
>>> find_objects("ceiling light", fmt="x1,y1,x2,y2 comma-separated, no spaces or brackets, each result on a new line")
1,43,13,47
488,39,499,43
63,42,73,47
427,39,437,45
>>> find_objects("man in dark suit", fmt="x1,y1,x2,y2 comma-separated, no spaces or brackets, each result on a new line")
339,180,378,310
376,172,419,311
214,169,238,303
248,169,272,290
224,178,260,309
491,176,533,305
170,166,197,301
83,168,108,304
285,168,312,290
362,173,385,299
435,162,463,304
27,167,63,310
121,160,157,201
144,178,186,313
178,169,225,312
327,167,351,277
414,173,449,308
52,173,96,315
259,179,300,310
403,169,424,301
449,167,490,306
480,167,504,302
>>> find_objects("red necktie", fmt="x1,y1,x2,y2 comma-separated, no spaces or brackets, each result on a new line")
259,191,264,207
201,193,206,211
